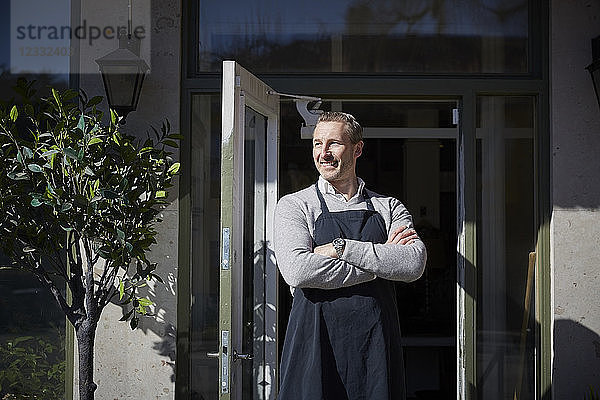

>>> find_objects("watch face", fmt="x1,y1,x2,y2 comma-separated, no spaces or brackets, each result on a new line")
333,238,345,247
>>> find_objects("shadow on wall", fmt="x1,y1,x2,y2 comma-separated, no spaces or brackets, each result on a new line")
113,260,177,382
553,319,600,398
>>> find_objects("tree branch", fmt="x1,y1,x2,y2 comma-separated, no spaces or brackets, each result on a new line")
32,260,79,326
81,237,98,322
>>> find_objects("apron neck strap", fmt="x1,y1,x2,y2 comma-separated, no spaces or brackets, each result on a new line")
363,189,375,211
314,183,330,214
314,183,375,212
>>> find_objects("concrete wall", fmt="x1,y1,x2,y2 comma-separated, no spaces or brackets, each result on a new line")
73,0,181,398
551,0,600,398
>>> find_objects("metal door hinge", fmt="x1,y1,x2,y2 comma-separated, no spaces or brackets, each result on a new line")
222,228,230,270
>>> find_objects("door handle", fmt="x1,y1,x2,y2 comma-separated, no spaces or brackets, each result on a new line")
207,352,220,358
233,349,253,361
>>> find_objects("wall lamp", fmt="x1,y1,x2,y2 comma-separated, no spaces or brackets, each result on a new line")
95,0,148,122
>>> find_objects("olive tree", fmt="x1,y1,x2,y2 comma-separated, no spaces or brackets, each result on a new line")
0,79,180,400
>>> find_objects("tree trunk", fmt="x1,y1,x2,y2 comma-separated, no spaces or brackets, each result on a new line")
76,318,98,400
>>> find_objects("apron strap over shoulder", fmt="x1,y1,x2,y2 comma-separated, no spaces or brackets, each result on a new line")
314,182,376,212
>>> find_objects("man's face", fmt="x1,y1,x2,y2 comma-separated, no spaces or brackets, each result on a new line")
312,121,363,184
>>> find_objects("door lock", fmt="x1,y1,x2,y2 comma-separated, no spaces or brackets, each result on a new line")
207,350,253,361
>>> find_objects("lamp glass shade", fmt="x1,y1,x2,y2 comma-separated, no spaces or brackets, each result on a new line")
96,45,149,118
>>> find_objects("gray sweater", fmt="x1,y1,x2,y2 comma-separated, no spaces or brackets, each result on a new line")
273,177,427,291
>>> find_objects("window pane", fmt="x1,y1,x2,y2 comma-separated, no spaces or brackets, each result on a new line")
190,94,222,399
476,96,536,399
198,0,529,74
0,261,66,400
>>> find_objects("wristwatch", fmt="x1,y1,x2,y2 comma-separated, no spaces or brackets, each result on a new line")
332,238,346,258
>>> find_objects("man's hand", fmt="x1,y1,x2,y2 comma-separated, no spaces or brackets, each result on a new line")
313,226,417,259
314,243,338,258
387,225,418,245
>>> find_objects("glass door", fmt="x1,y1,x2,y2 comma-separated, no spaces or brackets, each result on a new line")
213,61,279,400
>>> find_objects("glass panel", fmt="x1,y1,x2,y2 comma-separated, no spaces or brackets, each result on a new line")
0,263,66,399
278,101,457,399
0,2,70,394
198,0,529,74
241,106,268,399
190,94,222,400
476,96,535,400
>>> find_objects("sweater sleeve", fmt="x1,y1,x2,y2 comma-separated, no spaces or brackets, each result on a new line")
273,195,376,289
341,198,427,282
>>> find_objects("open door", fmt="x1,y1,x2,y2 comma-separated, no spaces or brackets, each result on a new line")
210,61,279,399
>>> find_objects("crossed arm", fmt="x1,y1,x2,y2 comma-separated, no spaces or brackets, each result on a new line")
273,195,427,290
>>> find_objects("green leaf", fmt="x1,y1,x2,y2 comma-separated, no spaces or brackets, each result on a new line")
155,190,167,199
46,182,57,196
31,198,43,207
130,316,139,330
27,164,43,173
10,105,18,122
64,147,79,160
60,225,74,232
163,140,179,148
138,297,153,306
167,162,180,175
88,137,103,146
166,134,184,140
52,88,61,105
41,149,60,158
22,147,33,159
8,171,28,180
60,202,73,212
63,89,79,102
119,279,124,300
116,228,125,241
77,115,85,132
86,96,103,108
84,166,94,176
97,246,111,259
101,189,119,200
25,104,34,117
12,336,34,345
110,109,118,125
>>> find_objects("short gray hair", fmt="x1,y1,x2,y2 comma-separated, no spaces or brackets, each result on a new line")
316,111,363,144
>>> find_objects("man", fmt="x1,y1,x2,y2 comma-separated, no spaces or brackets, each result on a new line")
273,111,427,400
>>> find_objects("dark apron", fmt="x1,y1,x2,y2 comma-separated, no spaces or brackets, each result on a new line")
279,184,405,400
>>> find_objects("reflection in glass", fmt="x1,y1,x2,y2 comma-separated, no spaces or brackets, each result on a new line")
278,100,458,398
0,33,70,396
198,0,529,74
241,107,269,399
0,266,66,399
190,94,222,400
476,96,535,400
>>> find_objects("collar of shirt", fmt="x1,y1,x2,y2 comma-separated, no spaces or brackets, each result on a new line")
317,176,366,203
